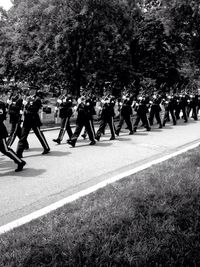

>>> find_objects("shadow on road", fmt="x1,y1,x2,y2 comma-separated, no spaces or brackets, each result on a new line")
23,151,71,158
0,168,46,177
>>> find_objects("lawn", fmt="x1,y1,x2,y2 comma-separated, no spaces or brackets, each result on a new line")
1,147,200,266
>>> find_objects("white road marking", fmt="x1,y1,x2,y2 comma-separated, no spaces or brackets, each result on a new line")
0,141,200,235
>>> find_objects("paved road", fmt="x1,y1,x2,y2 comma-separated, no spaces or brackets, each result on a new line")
1,119,200,226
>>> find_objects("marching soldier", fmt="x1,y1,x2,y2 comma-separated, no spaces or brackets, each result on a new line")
115,95,133,136
95,96,116,141
187,94,198,120
67,96,96,147
149,94,162,128
133,96,151,132
162,95,176,127
175,94,188,122
81,94,97,139
6,90,29,149
53,91,73,144
16,90,50,158
0,99,26,172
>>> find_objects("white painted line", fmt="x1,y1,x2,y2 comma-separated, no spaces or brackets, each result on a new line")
0,141,200,235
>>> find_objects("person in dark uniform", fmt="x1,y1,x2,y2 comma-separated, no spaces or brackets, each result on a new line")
53,93,73,144
16,90,50,158
133,96,151,132
0,99,26,172
175,94,188,122
115,95,133,136
162,95,176,127
95,96,116,141
67,96,96,147
6,90,29,149
149,94,162,128
187,94,198,120
81,94,96,139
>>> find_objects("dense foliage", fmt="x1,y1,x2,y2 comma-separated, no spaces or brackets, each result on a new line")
0,0,200,96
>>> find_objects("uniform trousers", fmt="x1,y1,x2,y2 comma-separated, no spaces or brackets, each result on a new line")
163,109,176,126
71,119,95,143
116,115,133,133
149,108,162,127
7,121,21,146
96,117,115,139
58,117,73,141
133,113,150,130
17,125,49,157
0,138,23,164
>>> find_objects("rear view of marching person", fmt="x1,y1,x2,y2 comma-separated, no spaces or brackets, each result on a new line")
67,96,96,147
133,96,151,132
81,94,96,139
0,99,26,172
162,95,176,127
115,95,133,136
6,89,29,149
95,96,116,141
149,94,162,128
53,90,73,144
16,90,50,158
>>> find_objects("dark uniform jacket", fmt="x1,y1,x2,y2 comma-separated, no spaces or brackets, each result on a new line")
59,97,73,118
8,97,23,123
0,100,8,139
120,100,132,117
76,103,89,123
85,98,96,120
23,96,42,127
134,100,149,115
100,102,115,120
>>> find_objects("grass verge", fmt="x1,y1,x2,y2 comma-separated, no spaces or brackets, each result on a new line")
1,147,200,266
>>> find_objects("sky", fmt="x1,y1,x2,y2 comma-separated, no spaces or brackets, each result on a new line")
0,0,13,10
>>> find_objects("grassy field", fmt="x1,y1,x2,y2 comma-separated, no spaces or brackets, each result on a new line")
1,147,200,266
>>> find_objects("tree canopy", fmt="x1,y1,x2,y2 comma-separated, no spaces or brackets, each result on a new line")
0,0,199,96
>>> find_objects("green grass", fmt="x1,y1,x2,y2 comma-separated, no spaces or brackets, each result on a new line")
1,148,200,266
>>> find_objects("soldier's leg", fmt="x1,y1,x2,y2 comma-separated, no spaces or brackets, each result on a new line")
169,109,176,125
149,109,154,125
115,116,124,135
85,120,95,144
124,116,133,133
108,117,115,140
54,118,66,143
192,107,197,120
58,118,67,141
133,114,141,131
95,120,107,141
182,107,188,122
7,122,18,146
16,126,31,158
67,122,83,147
155,111,162,128
33,126,50,153
141,113,151,131
66,117,73,139
0,138,26,171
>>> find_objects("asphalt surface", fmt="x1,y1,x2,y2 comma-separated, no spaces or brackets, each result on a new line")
1,118,200,226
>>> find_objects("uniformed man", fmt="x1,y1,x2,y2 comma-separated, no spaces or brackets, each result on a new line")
133,96,151,132
162,95,176,127
149,94,162,128
67,96,96,147
53,91,73,144
6,90,29,149
0,99,26,172
95,95,116,141
115,95,133,136
16,90,50,158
